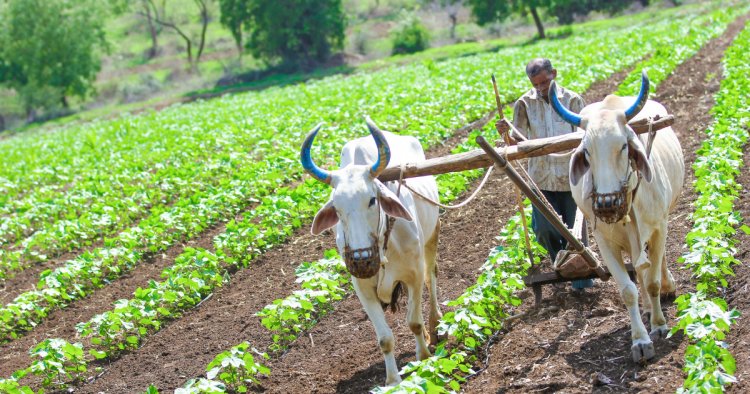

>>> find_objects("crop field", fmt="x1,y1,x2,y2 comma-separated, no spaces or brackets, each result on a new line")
1,1,749,393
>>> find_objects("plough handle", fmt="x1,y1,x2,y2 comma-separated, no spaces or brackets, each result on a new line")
475,135,609,281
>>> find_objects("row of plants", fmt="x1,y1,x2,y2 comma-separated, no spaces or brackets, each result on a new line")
0,155,292,342
670,20,750,393
371,204,543,393
0,5,707,345
171,251,351,393
0,330,269,393
0,167,341,390
0,141,276,281
616,1,748,96
256,250,351,353
0,111,249,241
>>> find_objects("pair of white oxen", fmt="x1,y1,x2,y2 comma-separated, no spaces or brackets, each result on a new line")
300,71,684,386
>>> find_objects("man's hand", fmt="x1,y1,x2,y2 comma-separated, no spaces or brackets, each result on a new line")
495,119,518,145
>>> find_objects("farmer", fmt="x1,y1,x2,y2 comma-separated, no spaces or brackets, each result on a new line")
504,58,594,291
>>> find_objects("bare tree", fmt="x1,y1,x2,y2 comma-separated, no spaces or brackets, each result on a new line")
140,0,210,71
140,0,160,59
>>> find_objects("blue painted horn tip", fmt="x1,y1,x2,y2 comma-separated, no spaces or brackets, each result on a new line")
311,122,323,134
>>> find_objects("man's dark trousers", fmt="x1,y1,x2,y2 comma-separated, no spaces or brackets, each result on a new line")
531,190,594,289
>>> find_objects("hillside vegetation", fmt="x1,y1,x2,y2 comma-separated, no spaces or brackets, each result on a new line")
0,0,675,132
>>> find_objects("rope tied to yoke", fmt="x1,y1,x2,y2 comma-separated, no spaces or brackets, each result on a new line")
397,163,495,210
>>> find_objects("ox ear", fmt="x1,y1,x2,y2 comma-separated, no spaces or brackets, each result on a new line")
375,181,413,221
569,145,589,187
311,200,339,235
627,133,653,183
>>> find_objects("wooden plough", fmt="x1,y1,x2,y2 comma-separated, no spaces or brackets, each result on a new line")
377,114,674,306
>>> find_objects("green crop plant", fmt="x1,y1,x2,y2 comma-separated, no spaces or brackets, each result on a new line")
671,19,750,393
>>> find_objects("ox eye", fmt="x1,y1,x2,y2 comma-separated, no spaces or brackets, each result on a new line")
368,197,377,207
621,143,627,152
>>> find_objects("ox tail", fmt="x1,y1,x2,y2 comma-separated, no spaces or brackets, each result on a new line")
381,282,404,313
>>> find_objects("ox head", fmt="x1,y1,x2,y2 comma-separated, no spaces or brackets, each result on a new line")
549,71,654,224
300,117,413,279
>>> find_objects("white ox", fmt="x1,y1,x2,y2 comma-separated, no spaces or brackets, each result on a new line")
549,72,684,362
300,117,441,385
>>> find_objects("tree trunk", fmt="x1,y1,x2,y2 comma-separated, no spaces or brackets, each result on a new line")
449,13,457,40
0,114,5,132
195,0,208,66
236,40,243,64
529,6,545,39
143,2,159,59
148,8,195,71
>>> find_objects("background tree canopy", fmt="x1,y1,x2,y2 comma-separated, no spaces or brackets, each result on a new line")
241,0,346,71
466,0,647,38
0,0,108,119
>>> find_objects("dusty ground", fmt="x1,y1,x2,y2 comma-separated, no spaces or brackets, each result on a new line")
1,12,749,394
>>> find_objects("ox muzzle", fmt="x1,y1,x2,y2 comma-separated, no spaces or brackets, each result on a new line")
344,243,381,279
591,188,630,224
589,164,636,224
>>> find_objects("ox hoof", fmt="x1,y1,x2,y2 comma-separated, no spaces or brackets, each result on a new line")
385,376,403,386
660,292,676,302
650,326,669,341
631,341,655,363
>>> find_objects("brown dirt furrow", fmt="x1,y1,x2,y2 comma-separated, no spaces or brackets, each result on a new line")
1,238,110,305
0,221,226,380
462,11,750,394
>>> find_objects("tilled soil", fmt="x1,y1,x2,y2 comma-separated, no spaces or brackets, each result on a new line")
2,13,749,394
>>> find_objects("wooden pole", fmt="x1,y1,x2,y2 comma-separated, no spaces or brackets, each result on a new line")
378,115,673,182
492,75,535,270
475,135,609,281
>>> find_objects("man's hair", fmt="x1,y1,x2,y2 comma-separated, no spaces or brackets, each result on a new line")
526,58,554,77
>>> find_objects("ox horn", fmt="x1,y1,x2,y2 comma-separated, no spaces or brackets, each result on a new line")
624,71,650,121
549,80,582,127
300,123,331,184
365,116,391,178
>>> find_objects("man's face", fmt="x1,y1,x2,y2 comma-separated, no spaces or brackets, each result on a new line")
528,69,557,99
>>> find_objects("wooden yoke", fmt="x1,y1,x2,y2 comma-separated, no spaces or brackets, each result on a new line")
377,115,673,182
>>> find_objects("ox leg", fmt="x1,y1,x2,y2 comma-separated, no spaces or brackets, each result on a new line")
646,231,669,341
637,269,652,318
353,279,401,385
661,253,676,296
595,235,654,363
406,274,431,361
424,225,442,346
